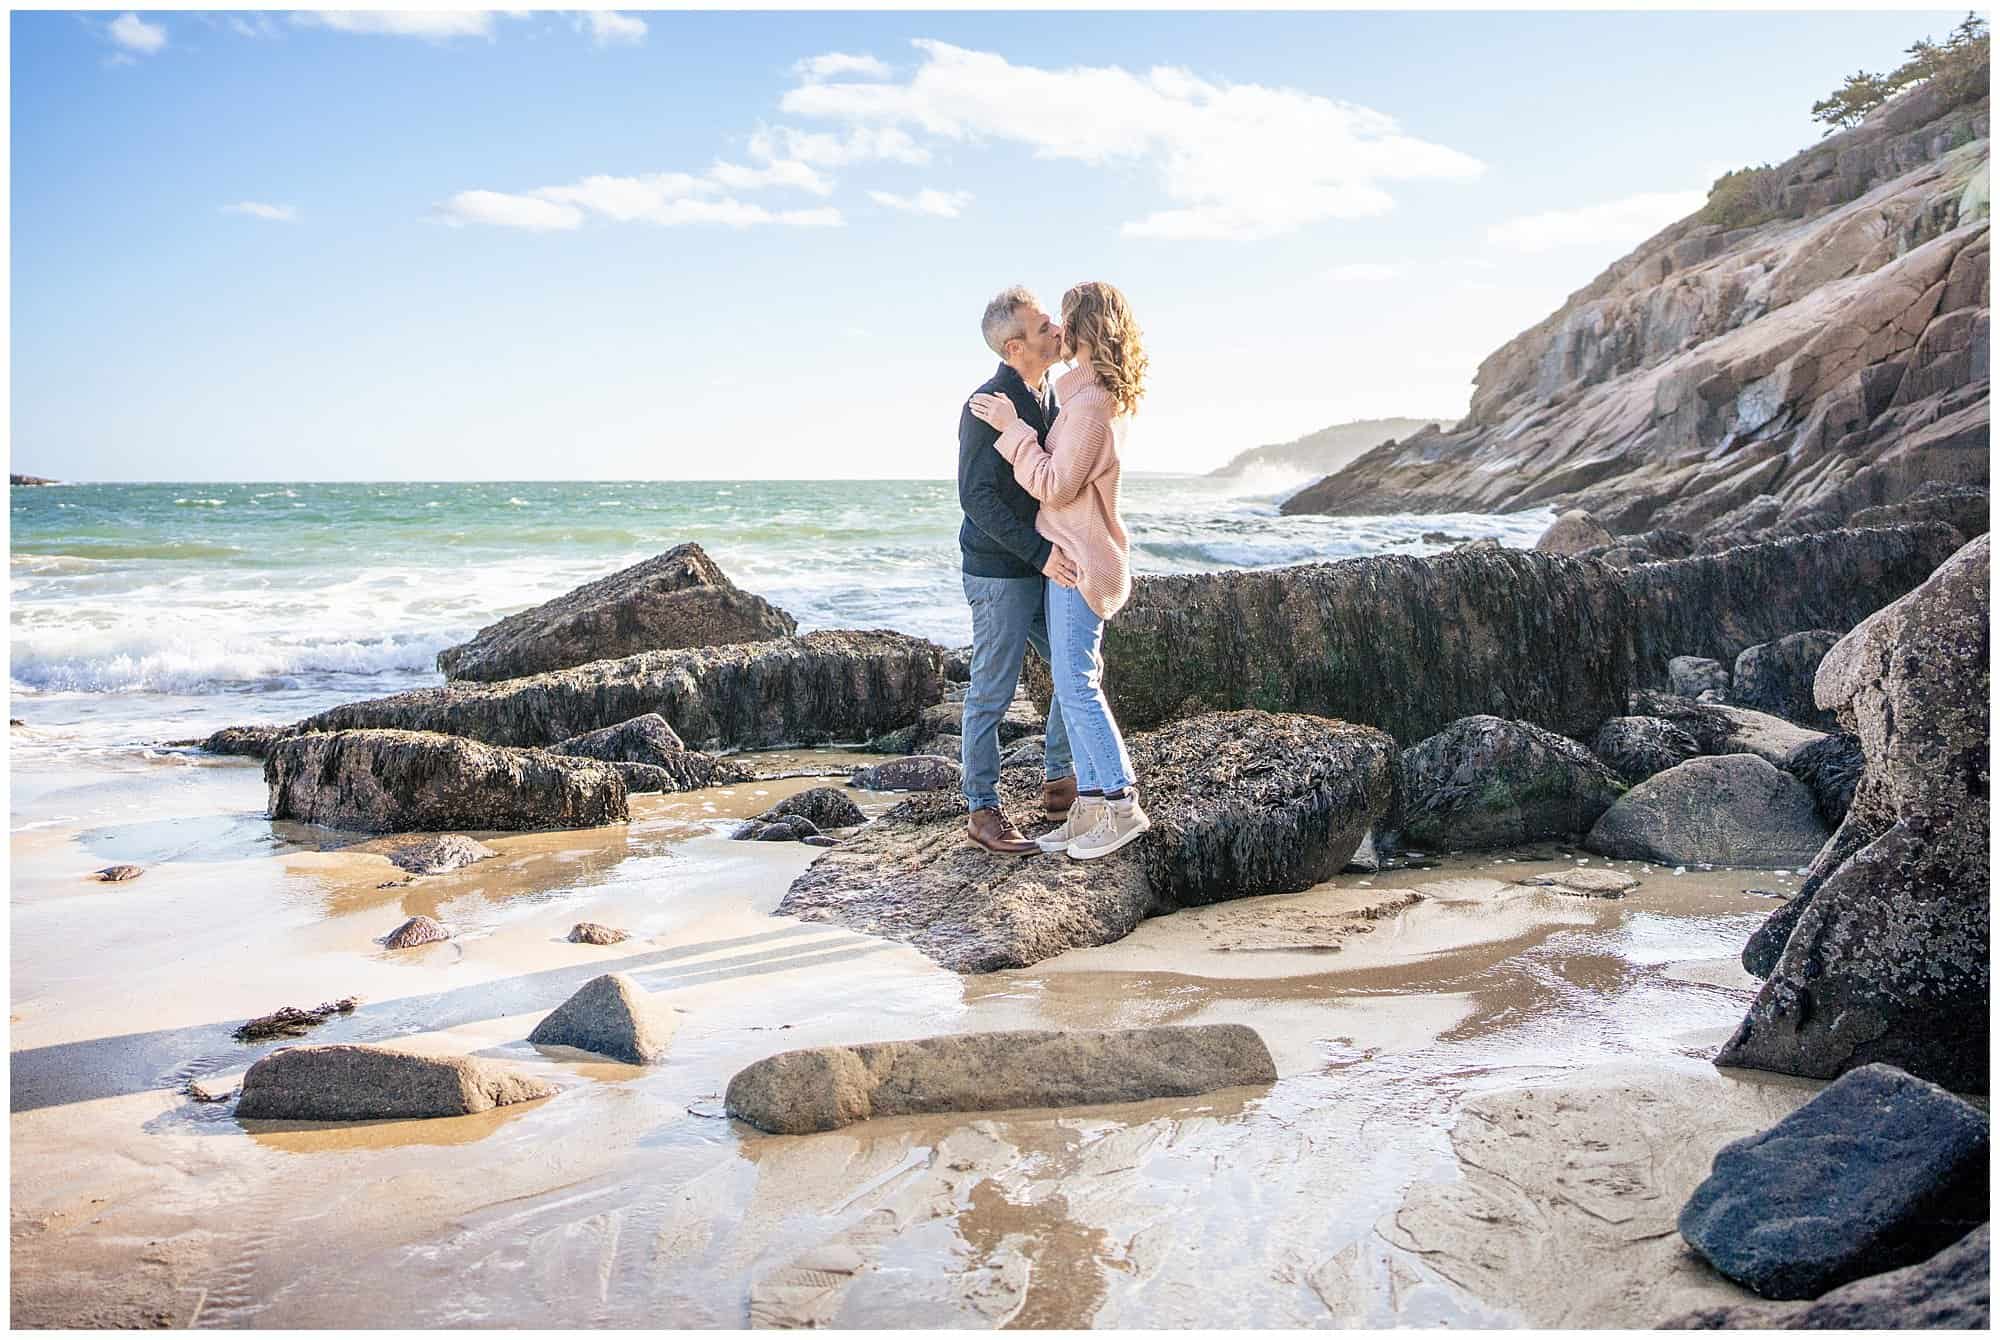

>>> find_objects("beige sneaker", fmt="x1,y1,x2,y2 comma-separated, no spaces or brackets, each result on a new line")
1035,795,1105,853
1067,794,1150,860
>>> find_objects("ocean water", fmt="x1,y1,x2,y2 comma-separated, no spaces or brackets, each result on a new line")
9,478,1554,759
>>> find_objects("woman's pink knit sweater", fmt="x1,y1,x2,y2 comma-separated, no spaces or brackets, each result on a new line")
993,363,1132,620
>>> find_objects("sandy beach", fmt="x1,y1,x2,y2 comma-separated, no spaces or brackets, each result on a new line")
11,740,1820,1328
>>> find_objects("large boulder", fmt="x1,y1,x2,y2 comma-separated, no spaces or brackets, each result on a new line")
266,730,627,834
1534,508,1613,554
234,1044,558,1120
1061,527,1960,747
847,755,960,793
1584,754,1829,868
1659,1224,1989,1329
1731,630,1841,728
757,787,865,830
436,541,796,682
1717,535,1989,1091
300,631,945,754
781,711,1396,971
724,1024,1277,1134
1591,715,1703,784
526,972,676,1065
1668,656,1731,699
1400,715,1626,850
1677,1064,1989,1300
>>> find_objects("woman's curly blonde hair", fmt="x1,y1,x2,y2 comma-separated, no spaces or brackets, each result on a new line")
1060,281,1147,416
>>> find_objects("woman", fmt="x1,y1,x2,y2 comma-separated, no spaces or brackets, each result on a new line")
967,280,1148,861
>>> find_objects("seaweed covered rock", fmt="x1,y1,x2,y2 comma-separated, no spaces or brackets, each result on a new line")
724,1024,1277,1135
1784,731,1865,827
1585,754,1829,868
1668,656,1731,699
1731,630,1841,728
1401,715,1626,851
548,713,685,765
267,730,627,834
1677,1064,1989,1300
302,631,944,754
1718,535,1989,1091
1591,715,1703,784
199,724,297,759
780,711,1396,971
235,1044,557,1121
387,834,497,875
437,542,796,682
848,755,961,793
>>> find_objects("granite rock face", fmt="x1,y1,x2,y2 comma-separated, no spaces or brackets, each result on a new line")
1677,1064,1989,1300
782,711,1397,971
526,972,676,1065
437,541,796,682
1731,630,1842,728
1718,535,1989,1091
266,730,628,833
234,1044,558,1121
1281,81,1989,547
724,1024,1278,1135
1591,715,1703,784
1660,1224,1989,1329
1400,715,1627,851
1585,754,1829,868
301,631,945,754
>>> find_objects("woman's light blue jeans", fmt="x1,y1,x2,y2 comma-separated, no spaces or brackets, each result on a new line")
1046,581,1136,794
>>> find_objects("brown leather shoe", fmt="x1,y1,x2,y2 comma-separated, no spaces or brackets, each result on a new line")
1039,775,1078,817
967,806,1039,856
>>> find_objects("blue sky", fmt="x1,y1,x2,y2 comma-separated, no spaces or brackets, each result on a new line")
11,7,1963,480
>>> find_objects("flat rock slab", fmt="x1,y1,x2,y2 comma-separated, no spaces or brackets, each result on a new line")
387,834,497,875
1659,1224,1990,1329
1521,867,1639,897
267,729,627,834
782,711,1397,972
301,630,945,755
1678,1064,1989,1300
234,1044,558,1121
436,541,796,682
1585,754,1829,868
724,1024,1277,1134
526,972,675,1064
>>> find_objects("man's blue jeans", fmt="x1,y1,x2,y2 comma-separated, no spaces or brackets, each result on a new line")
960,573,1073,812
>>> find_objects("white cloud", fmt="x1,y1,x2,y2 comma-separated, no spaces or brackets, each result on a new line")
228,14,282,39
793,52,890,82
709,158,835,196
579,11,647,46
1487,189,1705,253
295,12,499,40
868,188,972,219
108,12,166,54
437,190,584,231
222,201,299,223
779,39,1484,241
746,124,930,169
1322,262,1401,282
441,173,842,230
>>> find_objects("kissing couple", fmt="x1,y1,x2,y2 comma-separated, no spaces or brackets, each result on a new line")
955,280,1149,860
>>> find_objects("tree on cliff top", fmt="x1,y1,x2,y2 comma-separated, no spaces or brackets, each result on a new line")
1812,12,1990,135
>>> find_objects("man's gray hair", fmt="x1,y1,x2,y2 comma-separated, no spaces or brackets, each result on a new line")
980,285,1038,357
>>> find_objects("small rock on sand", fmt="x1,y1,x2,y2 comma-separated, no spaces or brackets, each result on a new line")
232,996,360,1041
234,1044,558,1121
567,922,630,945
725,1024,1278,1135
526,972,676,1064
387,834,497,875
380,915,450,949
94,864,144,882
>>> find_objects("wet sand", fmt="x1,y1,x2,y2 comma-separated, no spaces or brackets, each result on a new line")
11,747,1813,1327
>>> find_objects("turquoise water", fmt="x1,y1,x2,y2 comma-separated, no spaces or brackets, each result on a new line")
9,478,1553,754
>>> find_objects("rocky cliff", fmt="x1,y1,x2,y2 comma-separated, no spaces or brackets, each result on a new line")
1284,75,1990,546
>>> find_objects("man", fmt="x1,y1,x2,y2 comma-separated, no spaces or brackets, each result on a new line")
956,285,1079,855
